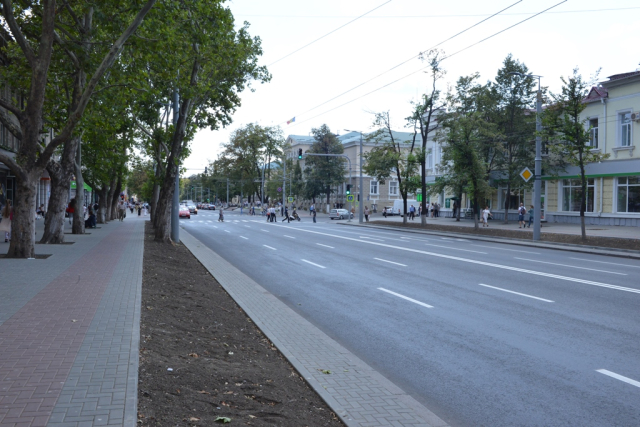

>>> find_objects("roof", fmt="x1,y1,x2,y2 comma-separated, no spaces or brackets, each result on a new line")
606,70,640,81
600,69,640,88
583,86,608,103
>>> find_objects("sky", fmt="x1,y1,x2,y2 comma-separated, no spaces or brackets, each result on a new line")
182,0,640,174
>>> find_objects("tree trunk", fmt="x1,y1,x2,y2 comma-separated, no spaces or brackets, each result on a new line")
473,196,479,230
96,186,109,224
456,191,462,221
110,178,122,221
72,141,85,234
6,174,38,258
154,163,176,242
40,163,67,244
503,182,510,224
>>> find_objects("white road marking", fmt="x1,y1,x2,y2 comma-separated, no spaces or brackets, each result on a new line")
242,220,248,222
316,243,334,249
570,258,640,269
513,257,627,275
207,220,212,223
224,230,230,233
471,244,540,254
424,243,487,254
261,229,270,233
374,258,407,267
478,284,554,303
284,235,296,239
597,369,640,388
273,226,640,295
360,236,385,241
301,259,325,269
244,225,250,228
240,236,248,240
213,226,218,229
378,288,433,308
263,245,276,250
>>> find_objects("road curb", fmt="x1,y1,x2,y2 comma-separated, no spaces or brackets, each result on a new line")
338,222,640,260
180,228,449,427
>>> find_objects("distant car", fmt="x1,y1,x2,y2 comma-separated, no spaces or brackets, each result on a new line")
383,206,395,216
329,208,353,220
179,205,190,219
209,204,215,210
188,205,198,215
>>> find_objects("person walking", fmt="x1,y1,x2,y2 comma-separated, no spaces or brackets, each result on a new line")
117,197,127,221
383,207,387,218
1,199,13,242
527,205,534,228
310,203,315,216
409,205,415,220
518,203,526,228
312,208,317,223
282,206,290,223
364,206,370,222
482,206,492,227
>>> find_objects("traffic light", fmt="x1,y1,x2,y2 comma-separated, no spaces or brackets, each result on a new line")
346,184,351,195
204,166,208,174
298,148,303,159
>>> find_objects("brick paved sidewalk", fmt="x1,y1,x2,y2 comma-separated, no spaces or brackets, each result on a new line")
0,217,144,427
181,229,449,427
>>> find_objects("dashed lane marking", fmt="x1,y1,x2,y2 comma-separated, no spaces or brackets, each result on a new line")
374,258,407,267
301,259,325,269
378,288,433,308
478,284,554,303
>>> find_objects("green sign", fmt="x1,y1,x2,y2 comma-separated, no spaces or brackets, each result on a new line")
445,198,451,209
288,196,294,203
416,194,422,202
346,195,354,202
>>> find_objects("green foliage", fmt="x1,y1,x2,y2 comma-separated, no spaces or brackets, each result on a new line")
303,125,346,202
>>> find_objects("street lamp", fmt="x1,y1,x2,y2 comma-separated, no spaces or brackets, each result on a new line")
509,72,542,241
344,129,364,224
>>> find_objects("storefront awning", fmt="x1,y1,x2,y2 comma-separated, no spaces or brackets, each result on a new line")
71,181,92,191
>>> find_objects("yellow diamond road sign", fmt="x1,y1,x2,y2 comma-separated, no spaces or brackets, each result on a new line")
520,167,533,182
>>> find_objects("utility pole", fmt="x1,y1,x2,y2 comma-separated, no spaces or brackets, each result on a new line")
171,90,180,243
226,178,229,208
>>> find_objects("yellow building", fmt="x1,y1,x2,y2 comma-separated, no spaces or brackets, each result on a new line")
544,69,640,226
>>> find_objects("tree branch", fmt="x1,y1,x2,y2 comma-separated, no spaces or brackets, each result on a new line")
0,104,22,138
0,95,23,118
0,151,27,182
1,0,36,66
53,29,80,69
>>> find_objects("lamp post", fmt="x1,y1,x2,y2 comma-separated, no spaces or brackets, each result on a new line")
509,72,542,241
345,130,364,224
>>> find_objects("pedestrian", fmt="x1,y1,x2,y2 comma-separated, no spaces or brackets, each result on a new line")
418,205,422,216
518,203,526,228
383,207,387,218
312,209,317,223
310,203,315,216
452,201,458,219
1,199,13,242
118,197,127,221
482,205,492,227
137,204,142,216
282,206,290,222
409,204,415,220
350,206,355,218
528,205,534,228
85,208,97,228
364,206,370,222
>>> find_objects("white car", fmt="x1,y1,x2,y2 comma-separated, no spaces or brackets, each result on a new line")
329,209,353,220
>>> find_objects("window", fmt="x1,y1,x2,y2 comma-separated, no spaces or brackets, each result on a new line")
500,188,524,210
588,118,598,148
370,180,378,195
620,112,631,147
427,150,433,169
617,177,640,213
389,181,398,196
562,179,594,212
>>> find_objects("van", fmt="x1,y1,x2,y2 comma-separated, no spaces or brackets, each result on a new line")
392,199,419,217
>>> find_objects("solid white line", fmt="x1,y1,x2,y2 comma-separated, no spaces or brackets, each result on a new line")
263,245,276,250
570,258,640,269
316,243,334,249
471,244,540,254
425,243,487,254
240,236,248,240
378,288,433,308
374,258,407,267
259,225,640,295
360,236,385,241
301,259,325,269
284,235,296,239
513,257,627,275
597,369,640,388
261,229,269,232
478,284,554,303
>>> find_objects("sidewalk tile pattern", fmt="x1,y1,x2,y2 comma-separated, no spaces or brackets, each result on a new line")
181,230,449,427
0,219,143,427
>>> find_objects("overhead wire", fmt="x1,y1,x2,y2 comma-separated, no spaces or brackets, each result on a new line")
282,0,523,124
287,0,568,129
267,0,392,67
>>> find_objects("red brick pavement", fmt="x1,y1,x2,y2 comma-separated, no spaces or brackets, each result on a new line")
0,222,135,427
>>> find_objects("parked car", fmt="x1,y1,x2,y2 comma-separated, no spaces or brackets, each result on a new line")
383,206,395,216
188,205,198,215
209,204,216,210
329,208,353,220
179,205,190,219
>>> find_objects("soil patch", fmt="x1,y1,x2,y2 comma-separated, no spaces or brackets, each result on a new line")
138,222,345,427
0,253,52,259
372,220,640,251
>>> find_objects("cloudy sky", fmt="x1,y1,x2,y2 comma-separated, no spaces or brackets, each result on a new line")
183,0,640,173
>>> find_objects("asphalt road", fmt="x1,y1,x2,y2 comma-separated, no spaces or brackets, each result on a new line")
181,209,640,427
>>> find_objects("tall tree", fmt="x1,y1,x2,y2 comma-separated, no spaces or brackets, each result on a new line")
303,125,346,208
541,69,609,240
363,111,420,224
0,0,157,257
407,49,445,226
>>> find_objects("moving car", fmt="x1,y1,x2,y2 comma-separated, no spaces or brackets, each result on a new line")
329,208,353,220
188,205,198,215
179,205,191,219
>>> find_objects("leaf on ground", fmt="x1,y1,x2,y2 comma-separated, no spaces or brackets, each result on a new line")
198,390,210,394
188,353,199,358
215,416,232,423
321,370,332,374
189,417,200,421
